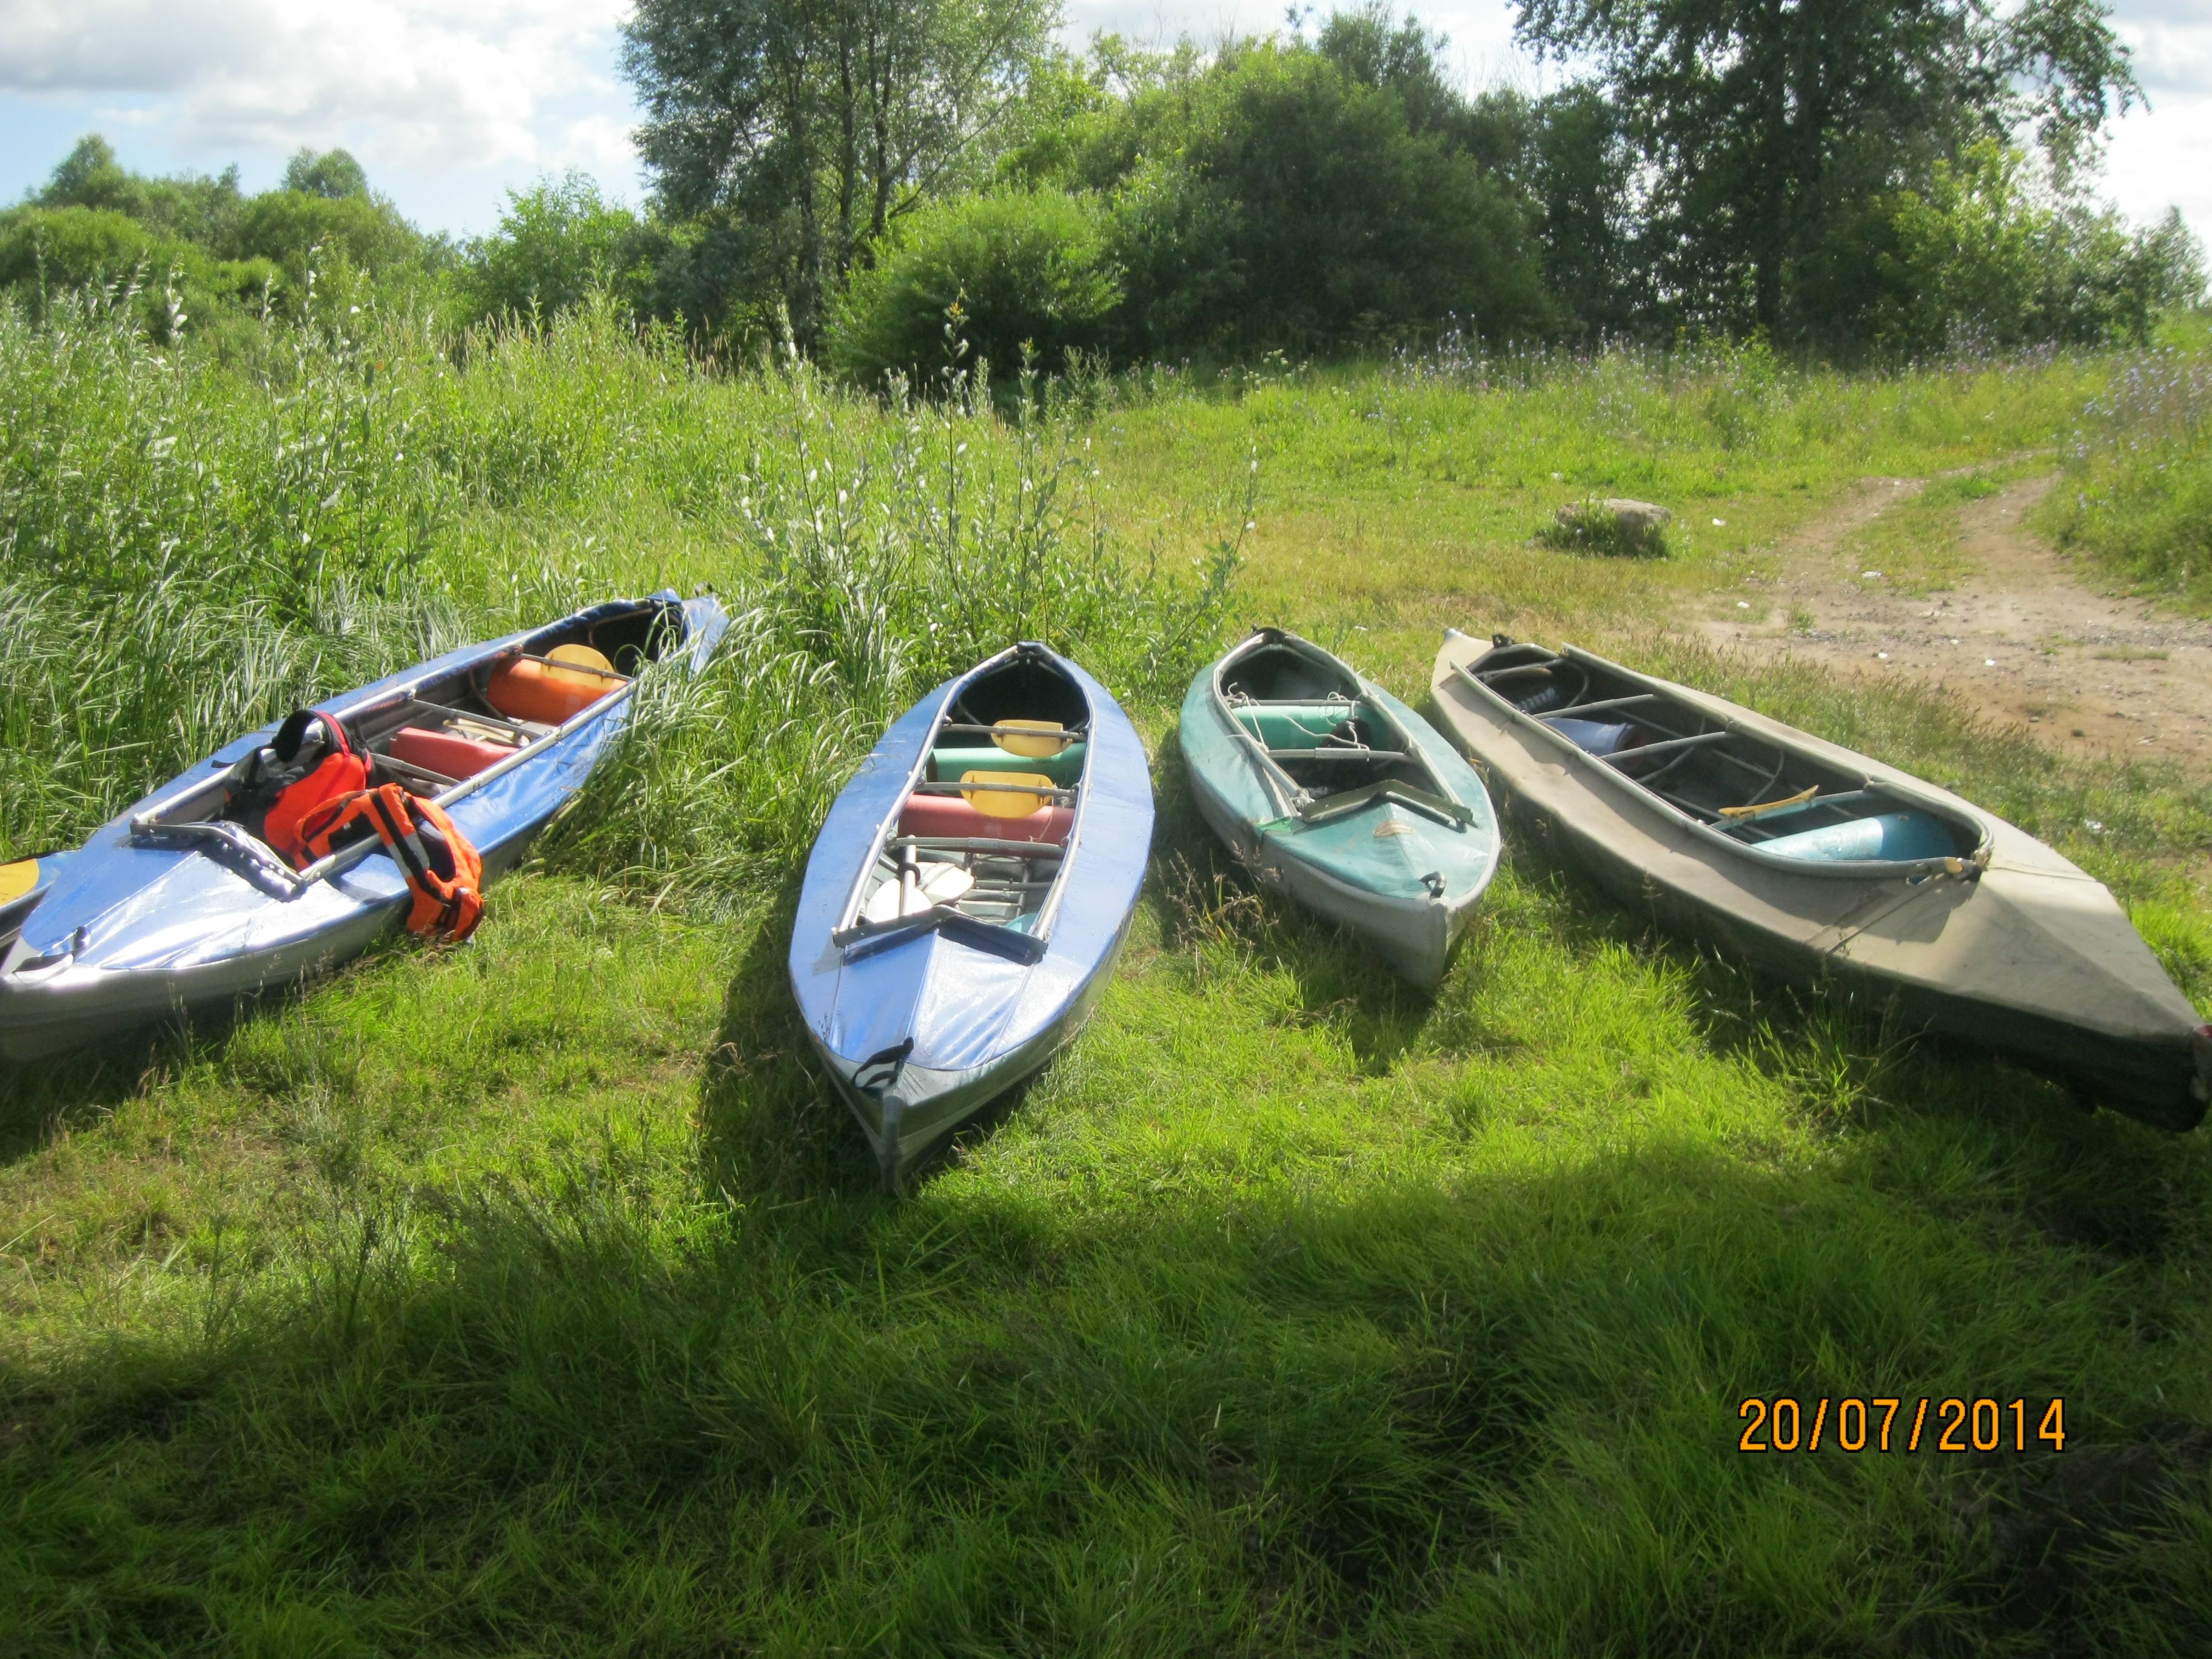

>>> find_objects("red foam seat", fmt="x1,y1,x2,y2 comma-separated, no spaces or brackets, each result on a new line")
389,726,517,781
899,795,1073,845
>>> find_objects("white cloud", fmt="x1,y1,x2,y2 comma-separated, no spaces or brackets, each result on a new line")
2099,10,2212,236
0,0,634,227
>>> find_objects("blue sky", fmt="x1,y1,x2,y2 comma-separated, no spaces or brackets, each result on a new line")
2,0,2205,243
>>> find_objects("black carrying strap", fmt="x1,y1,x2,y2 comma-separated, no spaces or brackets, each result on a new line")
853,1038,915,1095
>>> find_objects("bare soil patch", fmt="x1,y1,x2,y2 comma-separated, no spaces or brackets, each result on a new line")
1702,474,2212,770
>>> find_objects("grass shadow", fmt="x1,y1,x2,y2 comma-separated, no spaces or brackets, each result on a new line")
4,1130,2207,1656
1148,728,1436,1074
1476,794,2212,1270
694,872,883,1207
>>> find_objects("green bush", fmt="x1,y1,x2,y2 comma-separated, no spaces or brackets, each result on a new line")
1805,141,2208,356
460,174,653,326
32,134,246,248
826,189,1121,391
226,189,427,283
1,135,438,341
0,206,280,343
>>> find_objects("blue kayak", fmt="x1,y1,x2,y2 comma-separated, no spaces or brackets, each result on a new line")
0,592,727,1062
788,642,1153,1188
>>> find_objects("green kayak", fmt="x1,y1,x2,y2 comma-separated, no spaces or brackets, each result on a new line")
1179,628,1501,985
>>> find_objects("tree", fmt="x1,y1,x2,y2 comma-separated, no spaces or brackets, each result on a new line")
1006,36,1550,355
1513,0,2142,338
36,133,244,247
283,148,370,199
622,0,1056,341
1314,5,1464,139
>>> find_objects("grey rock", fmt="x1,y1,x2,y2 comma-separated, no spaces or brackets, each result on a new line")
1550,497,1672,555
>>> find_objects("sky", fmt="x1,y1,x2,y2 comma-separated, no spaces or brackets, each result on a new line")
0,0,2205,243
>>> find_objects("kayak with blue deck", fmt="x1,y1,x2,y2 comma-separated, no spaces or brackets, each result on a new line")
789,642,1153,1188
0,853,69,950
1180,628,1501,985
1430,630,2211,1131
0,591,728,1063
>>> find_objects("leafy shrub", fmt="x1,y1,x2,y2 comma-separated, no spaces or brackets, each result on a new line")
32,134,246,247
226,190,426,283
1041,42,1551,356
1806,141,2208,355
826,190,1121,391
460,174,652,326
0,206,279,343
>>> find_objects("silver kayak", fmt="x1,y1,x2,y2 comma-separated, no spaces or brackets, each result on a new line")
0,592,726,1062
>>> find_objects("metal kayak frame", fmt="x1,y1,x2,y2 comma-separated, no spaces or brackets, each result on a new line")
127,669,640,897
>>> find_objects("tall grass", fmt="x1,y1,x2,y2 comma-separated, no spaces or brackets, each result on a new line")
0,290,1240,886
2040,343,2212,607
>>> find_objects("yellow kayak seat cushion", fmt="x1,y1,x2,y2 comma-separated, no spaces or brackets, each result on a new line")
991,717,1070,759
959,770,1057,819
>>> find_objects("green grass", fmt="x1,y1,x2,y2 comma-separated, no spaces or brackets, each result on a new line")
5,302,2212,1655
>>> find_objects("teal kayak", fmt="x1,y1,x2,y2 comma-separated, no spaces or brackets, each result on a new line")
1179,629,1501,985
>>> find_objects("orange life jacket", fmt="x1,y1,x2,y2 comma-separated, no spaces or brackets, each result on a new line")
263,713,370,868
299,782,486,942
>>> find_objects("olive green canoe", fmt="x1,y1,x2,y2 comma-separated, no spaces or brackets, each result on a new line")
1430,628,2211,1130
1180,629,1500,985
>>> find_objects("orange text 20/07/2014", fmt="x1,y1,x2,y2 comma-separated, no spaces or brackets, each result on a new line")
1737,1396,2068,1454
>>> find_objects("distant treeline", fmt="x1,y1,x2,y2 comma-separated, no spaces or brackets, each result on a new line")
0,138,443,346
4,1,2205,380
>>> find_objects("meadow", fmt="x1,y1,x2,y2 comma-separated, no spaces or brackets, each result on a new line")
3,288,2211,1657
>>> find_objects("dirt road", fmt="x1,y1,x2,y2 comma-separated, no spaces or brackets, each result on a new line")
1701,473,2212,769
